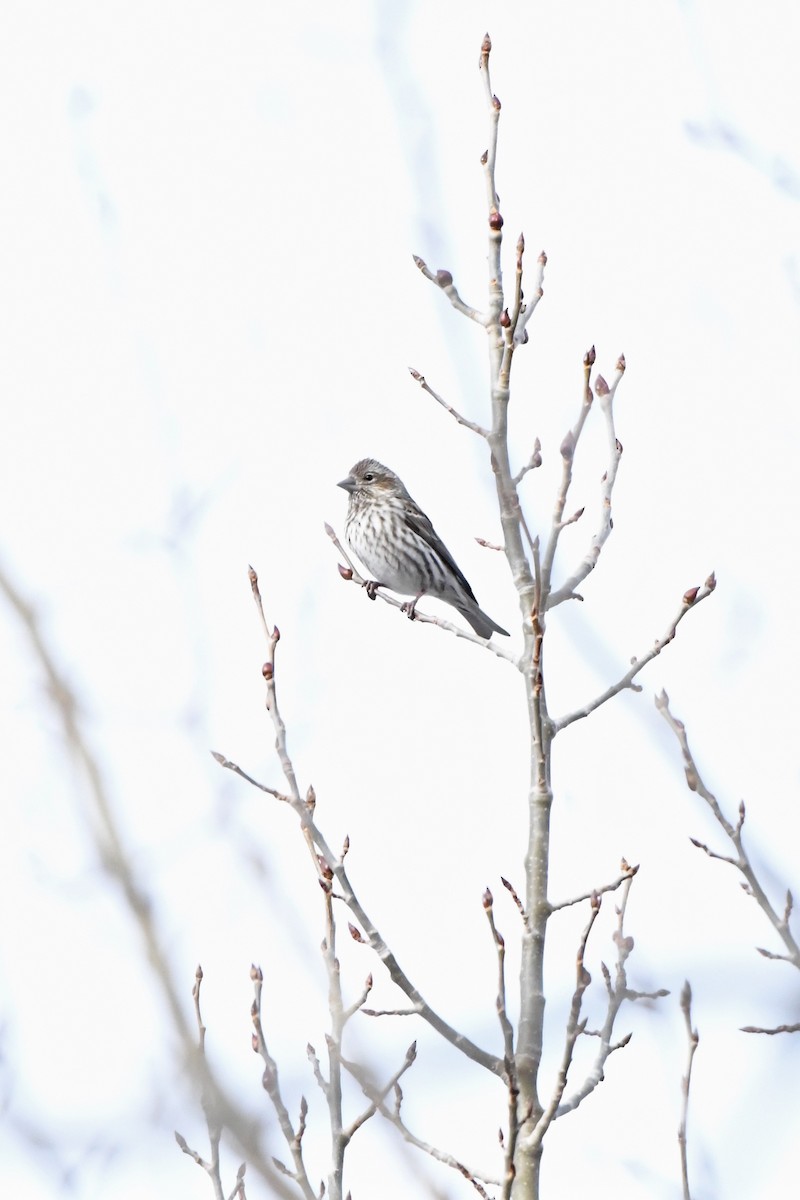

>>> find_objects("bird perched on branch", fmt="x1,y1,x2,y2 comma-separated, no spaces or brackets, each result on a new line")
338,458,509,639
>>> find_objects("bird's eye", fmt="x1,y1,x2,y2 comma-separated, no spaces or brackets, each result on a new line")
363,473,374,482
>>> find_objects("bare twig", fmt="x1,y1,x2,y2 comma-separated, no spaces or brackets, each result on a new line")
524,894,601,1151
408,368,488,437
512,439,542,487
678,981,699,1200
483,889,519,1199
740,1022,800,1035
656,692,800,979
412,255,487,324
546,356,628,609
538,347,599,603
550,861,639,912
341,1042,417,1143
512,250,547,347
553,577,717,733
555,875,668,1117
250,965,317,1200
343,1059,501,1195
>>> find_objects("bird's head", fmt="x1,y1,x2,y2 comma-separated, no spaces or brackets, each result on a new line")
338,458,399,498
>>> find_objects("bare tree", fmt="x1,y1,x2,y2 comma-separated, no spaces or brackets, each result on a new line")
202,34,717,1200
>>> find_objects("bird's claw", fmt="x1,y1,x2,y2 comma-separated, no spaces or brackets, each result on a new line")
364,580,381,601
401,599,419,622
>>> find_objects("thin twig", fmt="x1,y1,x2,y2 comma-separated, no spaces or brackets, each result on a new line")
555,875,668,1117
250,965,317,1200
678,981,699,1200
343,1059,501,1195
341,1042,417,1143
550,861,639,912
553,578,717,733
412,255,487,324
511,439,542,487
547,355,628,609
483,890,519,1199
524,894,601,1150
538,347,599,603
656,692,800,976
408,368,488,437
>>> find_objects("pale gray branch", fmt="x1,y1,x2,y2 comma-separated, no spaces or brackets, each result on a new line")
539,347,600,602
409,367,488,436
553,578,717,733
550,862,639,912
678,981,699,1200
412,254,487,324
344,1057,501,1196
656,692,800,972
547,356,627,609
554,875,667,1117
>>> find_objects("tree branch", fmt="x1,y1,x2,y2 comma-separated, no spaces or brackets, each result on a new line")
656,691,800,975
553,577,717,733
408,367,489,436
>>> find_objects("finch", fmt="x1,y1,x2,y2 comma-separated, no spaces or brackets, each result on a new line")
338,458,509,639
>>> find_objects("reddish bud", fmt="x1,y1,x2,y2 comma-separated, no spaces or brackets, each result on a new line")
412,253,426,271
248,565,258,585
366,973,373,990
480,149,488,165
250,1000,258,1018
616,439,623,454
538,249,547,265
306,784,316,810
342,834,350,857
272,625,280,642
560,430,575,461
499,308,511,327
338,563,353,580
584,345,596,367
348,923,364,943
683,586,699,606
262,662,273,681
594,374,609,397
251,1033,259,1052
492,94,501,111
480,32,492,58
250,963,263,981
435,268,453,288
195,963,203,982
705,571,717,591
317,856,333,881
489,210,504,230
517,231,525,257
483,888,494,909
408,366,423,381
617,353,627,372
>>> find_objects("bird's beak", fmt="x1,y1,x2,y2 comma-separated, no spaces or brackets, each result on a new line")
338,475,356,493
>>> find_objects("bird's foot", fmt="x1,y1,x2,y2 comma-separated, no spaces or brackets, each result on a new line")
401,596,420,621
364,580,382,601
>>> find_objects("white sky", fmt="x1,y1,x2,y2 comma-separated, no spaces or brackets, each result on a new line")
1,2,799,1198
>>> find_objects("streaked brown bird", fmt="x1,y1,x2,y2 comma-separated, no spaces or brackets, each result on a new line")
338,458,509,639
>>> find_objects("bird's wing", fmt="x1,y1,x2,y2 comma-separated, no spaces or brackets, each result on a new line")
403,504,478,602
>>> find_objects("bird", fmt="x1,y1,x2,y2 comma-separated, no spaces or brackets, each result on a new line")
338,458,509,639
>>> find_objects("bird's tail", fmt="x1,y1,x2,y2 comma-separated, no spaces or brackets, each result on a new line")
457,601,509,639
